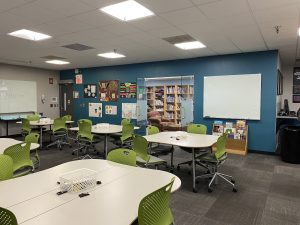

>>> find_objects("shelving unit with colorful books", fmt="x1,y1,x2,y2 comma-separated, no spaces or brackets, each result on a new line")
212,120,248,155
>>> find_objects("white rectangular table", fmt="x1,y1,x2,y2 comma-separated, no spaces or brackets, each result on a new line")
0,138,40,154
70,124,139,157
144,131,218,192
0,159,181,225
17,120,74,149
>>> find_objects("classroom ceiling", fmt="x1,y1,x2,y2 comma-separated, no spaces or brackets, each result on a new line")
0,0,300,70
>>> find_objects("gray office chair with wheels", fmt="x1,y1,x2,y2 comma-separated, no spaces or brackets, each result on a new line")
196,134,237,193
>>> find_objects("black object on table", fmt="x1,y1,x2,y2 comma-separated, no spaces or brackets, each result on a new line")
279,126,300,164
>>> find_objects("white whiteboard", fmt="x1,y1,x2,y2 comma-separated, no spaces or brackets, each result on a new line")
203,74,261,120
0,79,37,114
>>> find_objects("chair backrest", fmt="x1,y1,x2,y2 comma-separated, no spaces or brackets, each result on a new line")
0,207,18,225
215,134,227,160
62,115,72,122
24,133,39,144
121,118,131,126
78,119,93,141
187,124,207,134
53,118,67,132
21,118,31,133
138,177,175,225
120,123,134,142
107,149,136,167
0,155,14,181
133,135,150,162
147,125,160,135
27,113,39,121
4,143,32,172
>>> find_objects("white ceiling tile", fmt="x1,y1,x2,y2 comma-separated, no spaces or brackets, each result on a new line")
0,0,35,13
8,2,65,24
130,17,171,31
71,10,117,28
146,26,185,38
34,0,94,17
138,0,193,14
197,0,250,19
191,0,221,5
100,23,141,36
160,7,207,25
248,0,300,11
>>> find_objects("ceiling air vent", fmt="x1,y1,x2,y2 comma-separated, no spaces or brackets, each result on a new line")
61,43,95,51
162,34,196,44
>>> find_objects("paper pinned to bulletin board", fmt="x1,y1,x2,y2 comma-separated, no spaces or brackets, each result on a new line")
122,103,137,119
75,74,83,84
120,82,137,98
105,105,117,115
84,84,97,98
99,80,119,101
89,103,102,118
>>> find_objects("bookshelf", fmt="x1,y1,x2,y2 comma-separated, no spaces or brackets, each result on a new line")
147,84,194,124
212,121,248,155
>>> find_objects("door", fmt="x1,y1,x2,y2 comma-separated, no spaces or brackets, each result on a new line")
59,84,74,117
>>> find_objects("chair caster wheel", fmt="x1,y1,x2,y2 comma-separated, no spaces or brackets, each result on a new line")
233,188,238,192
72,152,75,155
196,180,199,184
193,188,198,193
208,188,213,193
60,148,62,151
170,169,174,173
69,145,72,148
188,171,191,175
231,179,235,184
177,166,180,170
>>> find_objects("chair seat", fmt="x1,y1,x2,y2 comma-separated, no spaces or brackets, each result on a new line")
136,155,166,165
198,152,227,163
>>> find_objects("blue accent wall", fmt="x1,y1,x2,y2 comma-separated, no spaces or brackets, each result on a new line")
60,50,278,152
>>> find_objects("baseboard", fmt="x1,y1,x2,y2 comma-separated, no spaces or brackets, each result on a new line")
248,149,278,155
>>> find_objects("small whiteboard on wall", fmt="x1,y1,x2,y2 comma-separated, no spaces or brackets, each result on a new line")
203,74,261,120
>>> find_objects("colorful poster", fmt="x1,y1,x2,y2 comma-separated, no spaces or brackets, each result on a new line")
75,74,83,84
122,103,137,119
105,105,117,115
89,103,102,118
99,80,119,101
84,84,97,98
120,82,136,98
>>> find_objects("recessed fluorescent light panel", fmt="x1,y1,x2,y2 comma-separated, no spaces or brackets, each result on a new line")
45,60,70,65
100,0,154,21
174,41,206,50
98,52,126,59
8,29,51,41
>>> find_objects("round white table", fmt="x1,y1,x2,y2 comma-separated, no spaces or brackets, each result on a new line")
0,159,181,225
0,138,40,154
144,131,218,192
70,124,139,157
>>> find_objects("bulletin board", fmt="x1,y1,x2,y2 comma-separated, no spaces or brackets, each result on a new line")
120,82,137,98
99,80,119,102
84,84,97,98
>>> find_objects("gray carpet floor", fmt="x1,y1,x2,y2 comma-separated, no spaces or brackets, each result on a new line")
28,135,300,225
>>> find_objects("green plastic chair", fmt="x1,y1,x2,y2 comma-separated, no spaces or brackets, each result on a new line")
197,134,237,192
21,118,31,136
120,123,134,146
25,133,40,168
147,125,160,135
73,119,95,158
0,155,14,181
138,177,175,225
4,143,33,176
107,148,136,167
47,118,71,150
27,113,39,121
0,207,18,225
133,135,166,169
62,115,72,122
121,118,131,126
177,123,208,169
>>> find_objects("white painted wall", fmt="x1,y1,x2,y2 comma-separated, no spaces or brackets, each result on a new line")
281,65,300,112
0,63,60,136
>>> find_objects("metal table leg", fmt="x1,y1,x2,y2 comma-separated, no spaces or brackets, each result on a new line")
40,126,43,149
192,148,197,193
104,134,108,159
